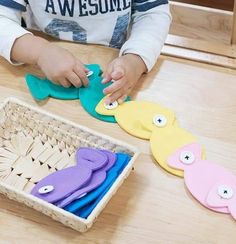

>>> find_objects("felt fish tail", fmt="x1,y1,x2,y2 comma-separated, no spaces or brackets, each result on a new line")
229,202,236,220
25,74,50,100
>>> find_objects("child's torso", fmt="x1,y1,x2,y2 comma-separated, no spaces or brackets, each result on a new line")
26,0,132,48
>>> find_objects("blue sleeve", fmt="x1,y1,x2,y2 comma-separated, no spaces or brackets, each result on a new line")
0,0,26,11
132,0,168,13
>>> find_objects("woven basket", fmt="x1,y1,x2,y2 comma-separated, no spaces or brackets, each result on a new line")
0,97,139,232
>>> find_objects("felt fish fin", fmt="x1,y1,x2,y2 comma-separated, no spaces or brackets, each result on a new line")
25,74,49,101
167,143,202,170
206,181,236,208
76,148,107,170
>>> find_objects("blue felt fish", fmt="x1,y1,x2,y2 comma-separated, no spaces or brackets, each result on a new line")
64,153,131,216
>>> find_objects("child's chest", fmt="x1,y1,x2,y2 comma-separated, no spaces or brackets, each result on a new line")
29,0,132,19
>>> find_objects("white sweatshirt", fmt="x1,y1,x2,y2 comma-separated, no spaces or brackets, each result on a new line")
0,0,171,71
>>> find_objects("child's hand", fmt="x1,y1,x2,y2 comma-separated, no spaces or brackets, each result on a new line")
102,54,147,104
37,43,89,87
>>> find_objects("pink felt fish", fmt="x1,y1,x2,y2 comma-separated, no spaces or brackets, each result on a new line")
206,180,236,221
167,143,235,214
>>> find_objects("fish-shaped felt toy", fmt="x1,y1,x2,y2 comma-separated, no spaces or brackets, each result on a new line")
31,147,108,203
168,142,234,214
150,125,205,177
206,180,236,221
76,154,131,218
25,64,101,101
96,99,176,140
55,150,116,208
64,153,131,214
79,79,130,123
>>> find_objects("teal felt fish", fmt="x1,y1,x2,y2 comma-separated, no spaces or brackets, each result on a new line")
25,63,130,123
25,64,101,101
79,77,131,123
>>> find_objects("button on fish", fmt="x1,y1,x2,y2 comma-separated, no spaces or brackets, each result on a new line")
96,99,176,139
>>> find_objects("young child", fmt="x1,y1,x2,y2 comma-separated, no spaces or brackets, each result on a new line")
0,0,171,103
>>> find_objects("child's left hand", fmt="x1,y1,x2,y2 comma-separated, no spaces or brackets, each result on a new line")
102,54,147,104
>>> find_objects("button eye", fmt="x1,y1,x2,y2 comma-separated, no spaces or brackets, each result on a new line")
38,185,54,194
153,114,167,127
217,185,234,199
180,151,195,165
104,101,118,110
86,70,94,77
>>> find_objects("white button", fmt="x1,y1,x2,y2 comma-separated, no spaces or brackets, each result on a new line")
104,101,118,110
217,185,234,199
38,185,54,194
86,70,94,77
153,114,167,127
180,151,195,165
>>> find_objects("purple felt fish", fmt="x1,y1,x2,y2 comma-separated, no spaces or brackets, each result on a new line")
55,150,116,208
31,148,108,203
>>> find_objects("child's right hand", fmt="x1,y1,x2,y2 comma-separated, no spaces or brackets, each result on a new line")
37,43,89,87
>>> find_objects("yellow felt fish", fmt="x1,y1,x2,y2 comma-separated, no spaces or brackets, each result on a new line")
96,98,177,139
150,125,205,177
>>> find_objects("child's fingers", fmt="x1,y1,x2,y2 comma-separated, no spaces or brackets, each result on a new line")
102,74,112,84
67,72,82,87
118,95,128,104
102,65,113,84
117,85,132,104
83,65,90,73
60,78,71,88
74,65,89,87
103,79,123,95
105,89,125,104
75,60,89,73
